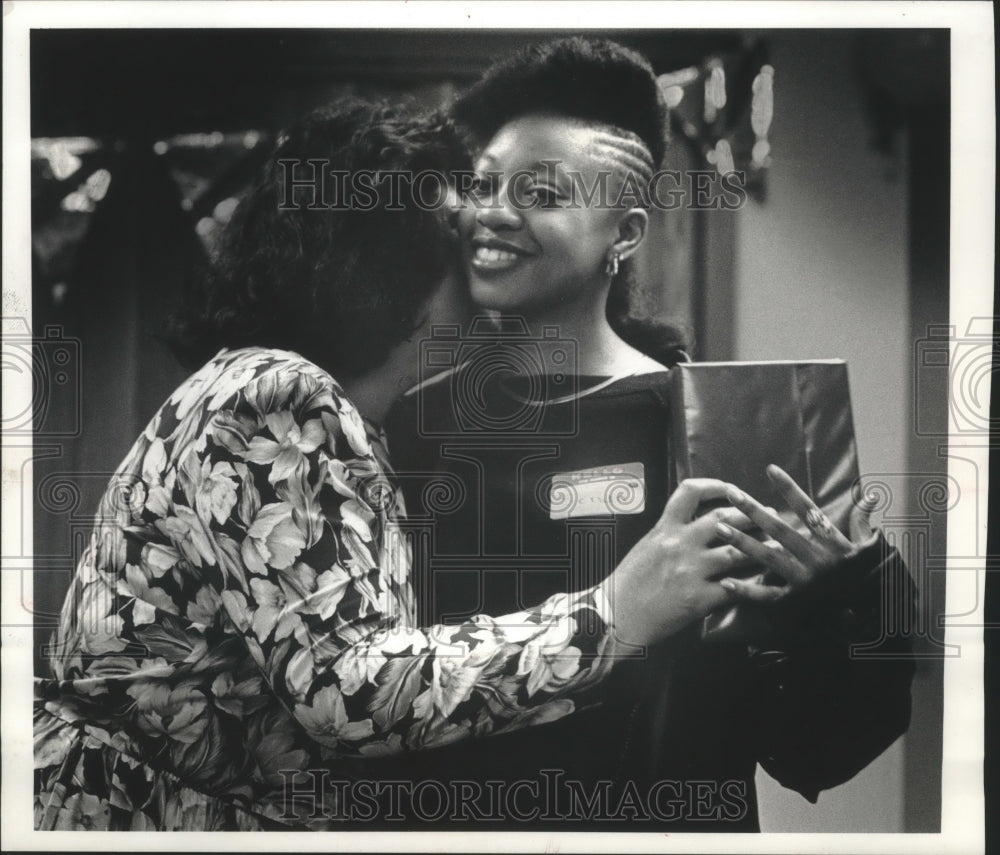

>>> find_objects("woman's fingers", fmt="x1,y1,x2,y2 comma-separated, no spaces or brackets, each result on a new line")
763,464,815,521
702,543,759,576
766,464,853,551
715,520,809,585
723,484,816,565
688,506,757,542
719,573,791,603
659,479,732,526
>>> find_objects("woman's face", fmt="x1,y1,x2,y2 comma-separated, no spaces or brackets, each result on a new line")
457,115,641,317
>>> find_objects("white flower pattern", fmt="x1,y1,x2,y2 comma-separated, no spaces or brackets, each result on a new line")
34,347,616,830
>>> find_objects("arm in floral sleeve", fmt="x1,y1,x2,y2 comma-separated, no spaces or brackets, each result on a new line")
188,364,620,758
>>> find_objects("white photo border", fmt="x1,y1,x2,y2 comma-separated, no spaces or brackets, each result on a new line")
2,2,993,853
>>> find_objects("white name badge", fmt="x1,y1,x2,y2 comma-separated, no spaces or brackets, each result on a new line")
548,462,646,520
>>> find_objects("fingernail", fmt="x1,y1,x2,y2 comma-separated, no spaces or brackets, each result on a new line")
716,522,733,537
726,486,745,504
720,579,737,591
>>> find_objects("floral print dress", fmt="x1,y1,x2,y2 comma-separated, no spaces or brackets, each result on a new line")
34,347,618,830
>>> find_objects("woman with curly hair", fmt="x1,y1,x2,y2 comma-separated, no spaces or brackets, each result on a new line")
34,98,762,831
386,37,917,830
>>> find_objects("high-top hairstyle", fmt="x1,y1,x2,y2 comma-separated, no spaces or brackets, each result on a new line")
452,36,689,366
168,98,470,376
453,36,667,170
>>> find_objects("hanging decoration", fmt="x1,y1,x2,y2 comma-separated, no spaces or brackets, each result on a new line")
656,38,773,202
750,64,775,169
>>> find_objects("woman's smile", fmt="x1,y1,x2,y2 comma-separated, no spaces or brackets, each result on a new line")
471,246,520,271
468,233,535,274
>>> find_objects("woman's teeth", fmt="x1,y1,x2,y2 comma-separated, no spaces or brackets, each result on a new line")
472,246,521,269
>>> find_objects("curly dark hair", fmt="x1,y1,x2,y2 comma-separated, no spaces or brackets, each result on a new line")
452,37,689,366
167,99,471,376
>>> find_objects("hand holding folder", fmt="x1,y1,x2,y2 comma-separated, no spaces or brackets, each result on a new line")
668,360,868,643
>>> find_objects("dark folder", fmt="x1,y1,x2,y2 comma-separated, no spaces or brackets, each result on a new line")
669,360,864,643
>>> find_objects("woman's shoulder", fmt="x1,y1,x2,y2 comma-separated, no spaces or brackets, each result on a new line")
588,367,674,401
166,346,347,417
142,346,374,463
197,346,341,391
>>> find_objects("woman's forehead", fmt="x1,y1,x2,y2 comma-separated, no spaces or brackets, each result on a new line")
475,114,606,172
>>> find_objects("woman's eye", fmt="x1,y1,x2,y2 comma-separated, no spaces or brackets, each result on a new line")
470,175,494,196
529,186,561,207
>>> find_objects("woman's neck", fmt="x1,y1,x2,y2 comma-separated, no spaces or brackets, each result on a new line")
515,299,667,377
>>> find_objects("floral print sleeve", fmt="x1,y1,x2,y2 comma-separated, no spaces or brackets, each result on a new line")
37,349,618,818
187,353,618,757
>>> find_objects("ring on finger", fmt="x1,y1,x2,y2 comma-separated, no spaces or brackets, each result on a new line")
805,507,836,539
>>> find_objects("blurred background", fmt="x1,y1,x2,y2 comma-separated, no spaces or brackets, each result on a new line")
26,27,950,833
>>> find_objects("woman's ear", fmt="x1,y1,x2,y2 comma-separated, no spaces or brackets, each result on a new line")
613,208,649,261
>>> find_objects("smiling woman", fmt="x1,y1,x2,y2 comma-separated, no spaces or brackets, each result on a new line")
452,36,690,372
461,116,656,361
384,36,919,831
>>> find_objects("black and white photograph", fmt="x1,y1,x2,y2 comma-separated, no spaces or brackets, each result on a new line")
1,2,993,851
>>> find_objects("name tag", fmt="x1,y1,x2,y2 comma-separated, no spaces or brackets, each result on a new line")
548,462,646,520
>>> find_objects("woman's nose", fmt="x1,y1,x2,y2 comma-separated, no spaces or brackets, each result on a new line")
474,186,522,230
